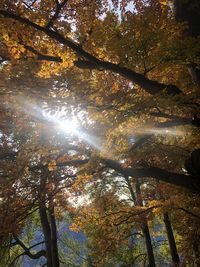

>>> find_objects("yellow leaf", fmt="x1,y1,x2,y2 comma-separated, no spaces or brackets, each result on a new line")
48,160,57,171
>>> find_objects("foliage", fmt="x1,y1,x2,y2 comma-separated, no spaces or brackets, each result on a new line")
0,0,200,266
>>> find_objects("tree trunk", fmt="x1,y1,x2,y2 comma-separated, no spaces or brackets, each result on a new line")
142,223,156,267
39,169,60,267
126,178,156,266
173,0,200,37
173,0,200,88
135,180,156,267
49,204,60,267
193,241,200,266
163,212,180,265
39,202,53,267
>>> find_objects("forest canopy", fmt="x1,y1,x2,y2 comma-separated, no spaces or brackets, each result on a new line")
0,0,200,266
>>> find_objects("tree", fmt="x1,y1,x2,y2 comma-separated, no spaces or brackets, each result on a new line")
0,0,200,266
0,0,199,190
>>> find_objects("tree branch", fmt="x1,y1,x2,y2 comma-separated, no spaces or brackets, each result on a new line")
173,206,200,220
13,236,46,259
23,44,63,62
0,9,182,95
150,111,200,127
22,0,38,11
104,158,200,191
0,54,10,64
46,0,69,29
29,158,89,172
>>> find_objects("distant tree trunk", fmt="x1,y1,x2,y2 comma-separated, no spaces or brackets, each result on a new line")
163,212,180,265
125,176,156,266
142,223,156,267
135,180,156,267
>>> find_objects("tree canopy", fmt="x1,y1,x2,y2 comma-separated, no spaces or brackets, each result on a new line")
0,0,200,266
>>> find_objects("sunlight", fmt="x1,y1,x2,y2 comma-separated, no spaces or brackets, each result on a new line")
148,127,183,136
78,132,103,151
13,96,109,155
42,107,79,135
68,193,91,208
132,126,184,137
58,118,78,134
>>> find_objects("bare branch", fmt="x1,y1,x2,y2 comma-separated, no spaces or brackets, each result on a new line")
13,236,46,259
21,43,62,62
22,0,38,10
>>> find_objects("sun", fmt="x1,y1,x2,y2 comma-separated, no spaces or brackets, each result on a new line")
43,108,79,135
58,118,78,134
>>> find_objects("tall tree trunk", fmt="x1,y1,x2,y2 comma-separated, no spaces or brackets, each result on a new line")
39,201,53,267
126,177,156,266
163,212,180,265
38,168,53,267
193,241,200,267
39,167,60,267
142,223,156,267
135,180,156,267
49,203,60,267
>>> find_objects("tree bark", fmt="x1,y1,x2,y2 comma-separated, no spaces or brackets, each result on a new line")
126,177,156,266
173,0,200,37
142,223,156,267
105,158,200,192
193,241,200,266
38,167,60,267
49,203,60,267
135,180,156,267
173,0,200,88
163,212,180,265
39,201,53,267
74,59,181,95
